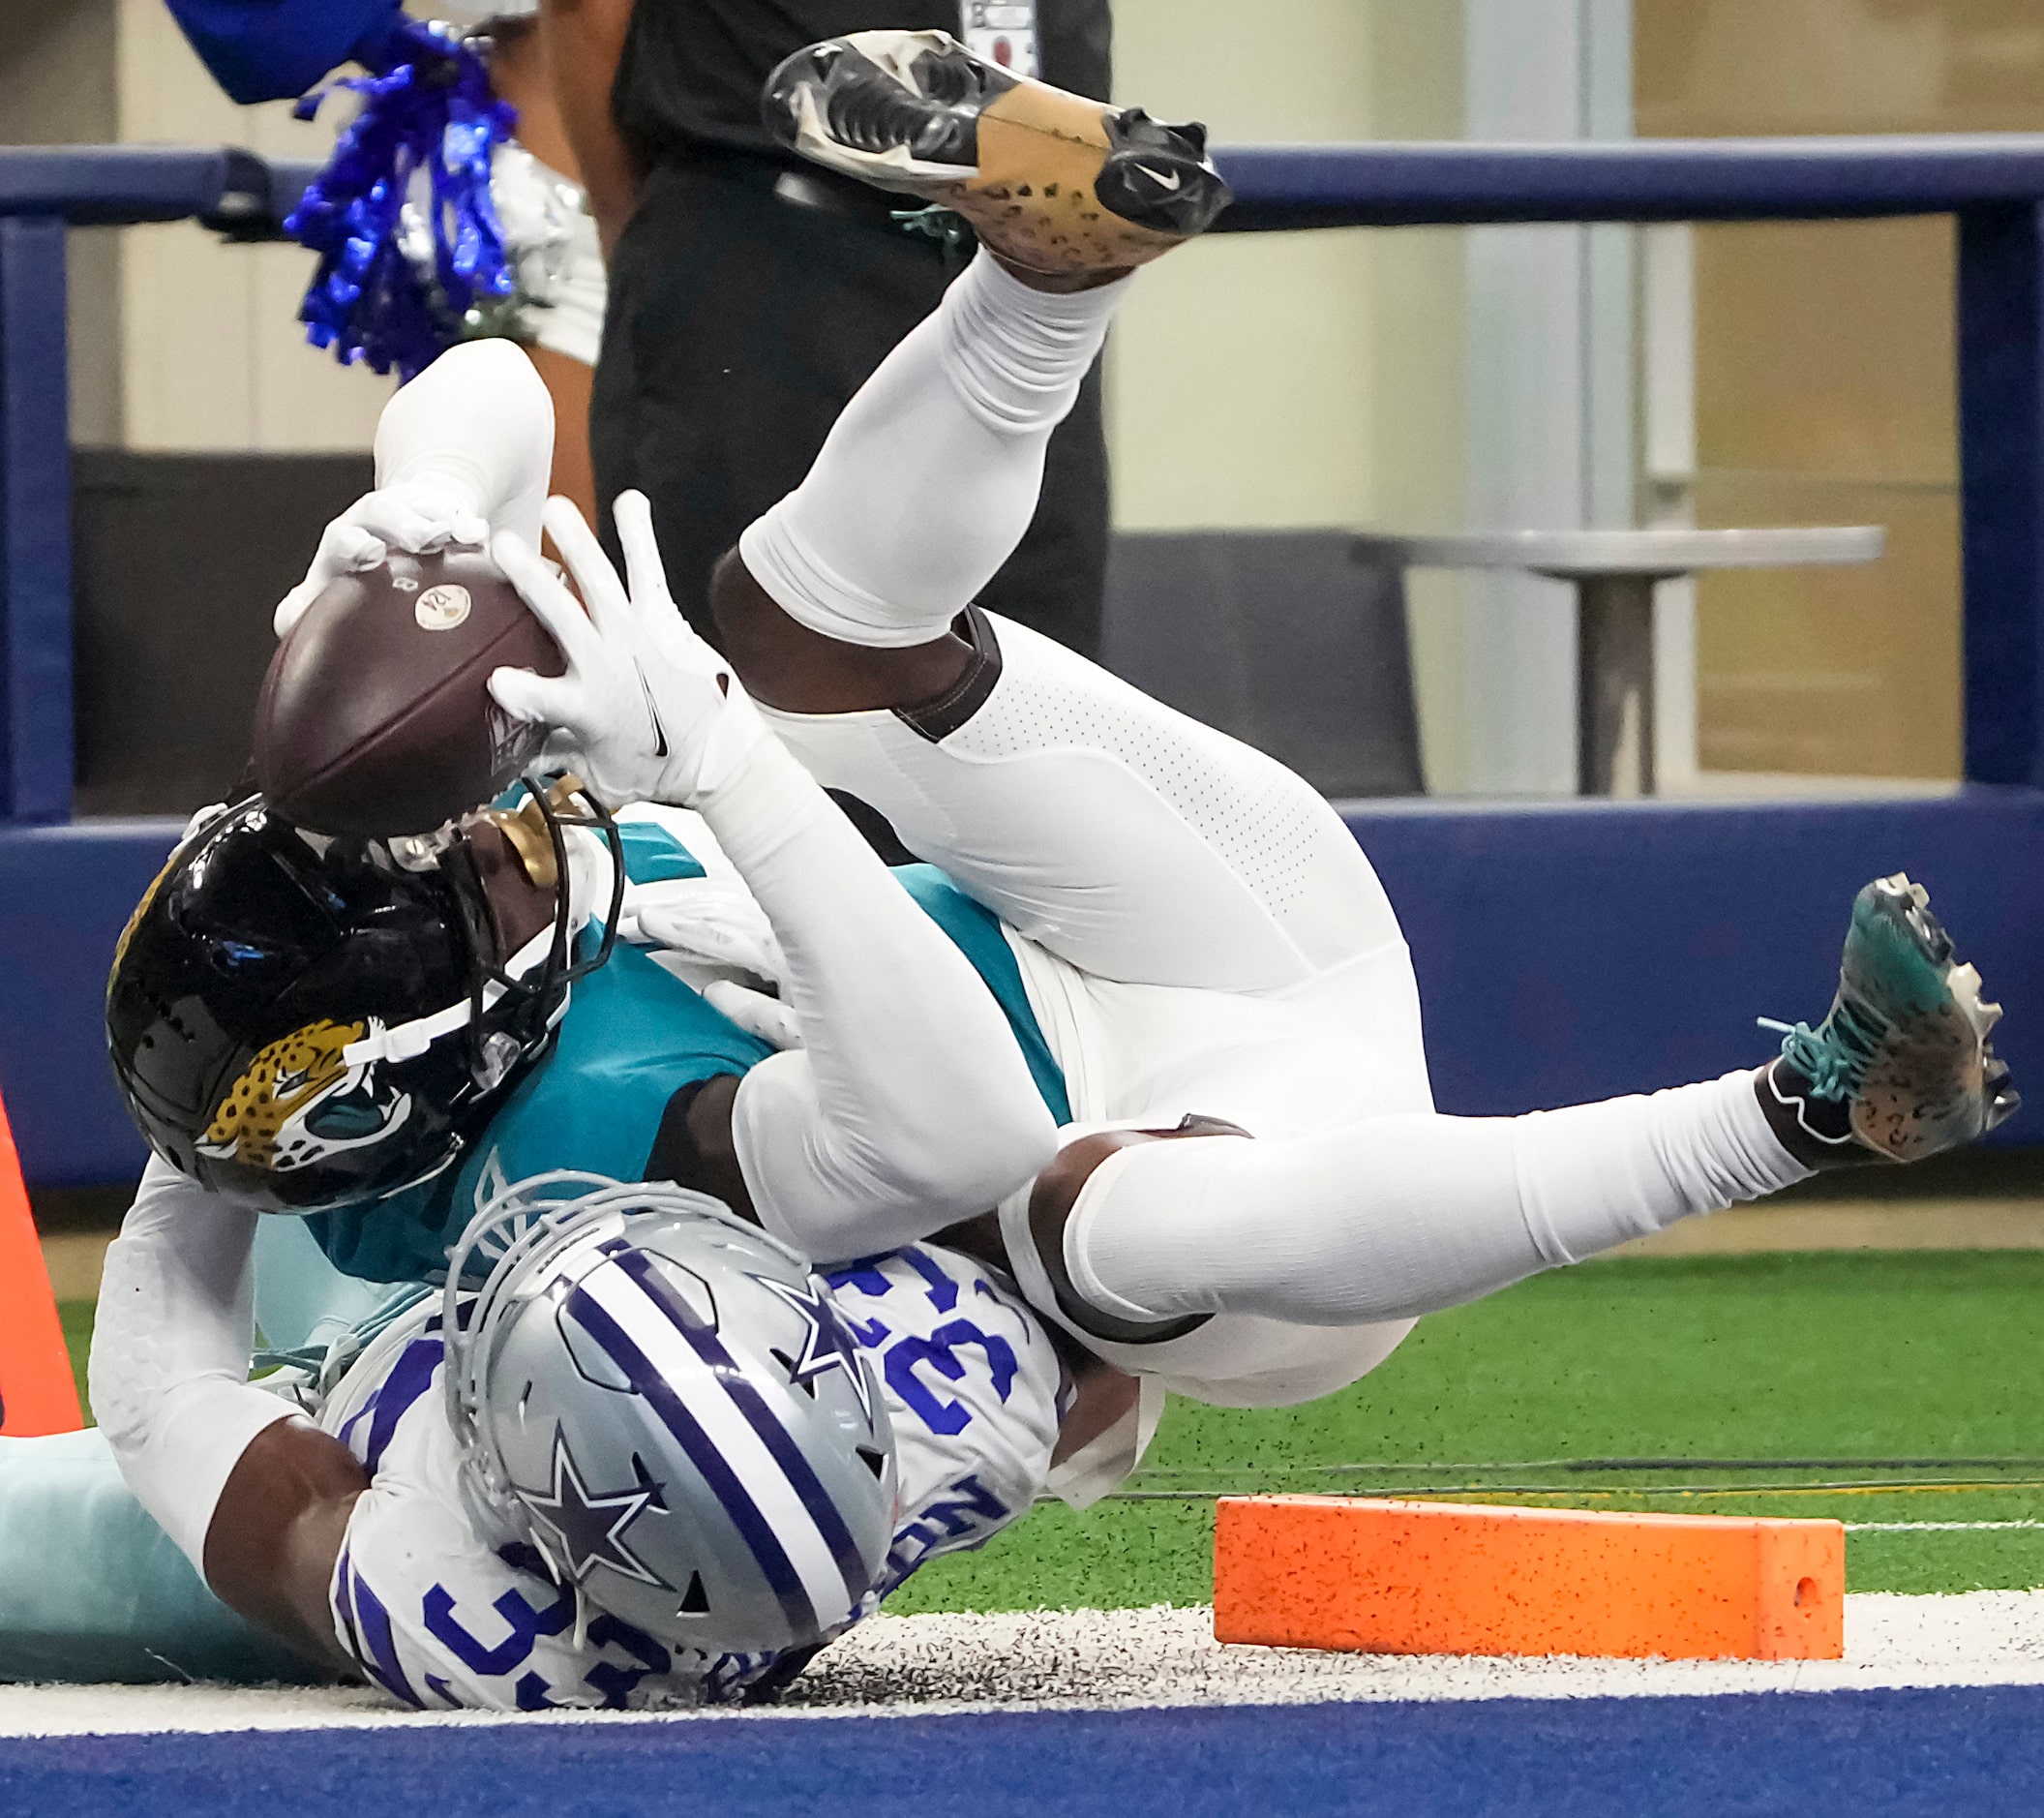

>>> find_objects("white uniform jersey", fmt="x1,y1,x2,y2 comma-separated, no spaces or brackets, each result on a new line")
319,1243,1062,1712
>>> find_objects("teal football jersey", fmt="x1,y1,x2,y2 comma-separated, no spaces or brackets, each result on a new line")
306,833,1067,1286
305,940,771,1284
890,864,1070,1126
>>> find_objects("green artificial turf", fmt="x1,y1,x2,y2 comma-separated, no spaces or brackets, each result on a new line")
59,1301,93,1423
58,1250,2044,1609
887,1251,2044,1613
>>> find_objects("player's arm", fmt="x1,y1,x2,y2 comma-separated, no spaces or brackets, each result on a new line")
274,341,556,636
493,500,1060,1263
203,1420,366,1670
538,0,642,257
87,1161,360,1669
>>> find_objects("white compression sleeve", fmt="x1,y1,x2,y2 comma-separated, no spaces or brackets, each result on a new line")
706,737,1058,1263
1066,1072,1814,1327
374,339,555,548
762,615,1405,991
87,1160,296,1574
739,251,1123,647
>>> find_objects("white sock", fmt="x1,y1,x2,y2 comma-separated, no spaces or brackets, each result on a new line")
738,251,1126,648
1066,1071,1815,1328
935,250,1125,436
1513,1065,1810,1267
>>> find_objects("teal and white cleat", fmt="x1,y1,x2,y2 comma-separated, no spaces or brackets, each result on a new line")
1757,873,2018,1167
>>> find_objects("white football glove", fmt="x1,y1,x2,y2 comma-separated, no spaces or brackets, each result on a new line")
620,872,788,988
488,492,769,810
273,485,491,638
703,980,804,1051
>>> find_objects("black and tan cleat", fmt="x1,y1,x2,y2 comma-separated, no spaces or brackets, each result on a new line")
763,30,1231,279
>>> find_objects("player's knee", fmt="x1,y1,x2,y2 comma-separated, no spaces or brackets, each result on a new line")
709,547,782,676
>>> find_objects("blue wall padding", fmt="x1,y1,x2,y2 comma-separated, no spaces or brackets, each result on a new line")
3,1685,2044,1816
3,793,2038,1188
1343,788,2044,1128
0,819,181,1188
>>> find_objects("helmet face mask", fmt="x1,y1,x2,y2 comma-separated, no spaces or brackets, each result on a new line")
105,778,625,1214
453,774,625,1071
444,1173,899,1659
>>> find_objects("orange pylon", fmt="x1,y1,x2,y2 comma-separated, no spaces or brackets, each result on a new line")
1214,1496,1845,1661
0,1085,83,1435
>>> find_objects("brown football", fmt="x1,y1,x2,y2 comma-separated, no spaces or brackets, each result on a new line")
253,548,565,837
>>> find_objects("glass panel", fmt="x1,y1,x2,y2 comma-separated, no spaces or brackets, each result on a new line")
1636,1,2044,781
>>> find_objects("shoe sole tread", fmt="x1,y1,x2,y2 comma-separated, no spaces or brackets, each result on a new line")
767,29,1230,276
1839,875,2012,1159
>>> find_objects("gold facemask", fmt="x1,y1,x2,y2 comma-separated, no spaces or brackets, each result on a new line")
481,773,591,892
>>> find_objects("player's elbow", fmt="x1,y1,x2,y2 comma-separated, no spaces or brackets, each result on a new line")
973,1090,1061,1201
734,1054,1058,1259
85,1239,154,1462
872,1089,1059,1219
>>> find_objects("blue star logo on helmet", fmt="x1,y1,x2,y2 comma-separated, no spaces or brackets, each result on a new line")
753,1274,876,1425
519,1429,665,1588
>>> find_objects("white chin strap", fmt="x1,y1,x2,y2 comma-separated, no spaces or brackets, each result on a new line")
340,828,613,1070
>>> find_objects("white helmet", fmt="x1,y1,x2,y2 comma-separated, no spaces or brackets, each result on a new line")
442,1172,897,1657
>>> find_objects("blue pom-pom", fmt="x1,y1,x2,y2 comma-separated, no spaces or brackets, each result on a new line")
285,20,517,381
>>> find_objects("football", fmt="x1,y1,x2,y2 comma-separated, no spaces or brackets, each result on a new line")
253,547,565,837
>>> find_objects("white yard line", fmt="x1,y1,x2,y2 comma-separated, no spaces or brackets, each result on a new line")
7,1593,2044,1737
1846,1520,2044,1533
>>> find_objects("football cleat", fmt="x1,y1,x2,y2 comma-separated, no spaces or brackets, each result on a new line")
763,30,1231,279
1757,873,2018,1167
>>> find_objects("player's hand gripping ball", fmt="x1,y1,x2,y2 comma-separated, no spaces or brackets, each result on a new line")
253,547,565,836
487,492,768,811
271,484,493,640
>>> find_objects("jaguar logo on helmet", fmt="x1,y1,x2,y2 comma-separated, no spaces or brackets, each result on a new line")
198,1016,413,1173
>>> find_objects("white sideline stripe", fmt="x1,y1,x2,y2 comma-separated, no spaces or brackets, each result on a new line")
579,1261,853,1627
1846,1520,2044,1533
10,1595,2044,1736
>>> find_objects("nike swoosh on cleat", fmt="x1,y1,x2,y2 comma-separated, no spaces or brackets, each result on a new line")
1133,163,1182,191
634,661,669,759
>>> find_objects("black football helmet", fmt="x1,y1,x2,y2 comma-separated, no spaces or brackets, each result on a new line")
106,778,624,1213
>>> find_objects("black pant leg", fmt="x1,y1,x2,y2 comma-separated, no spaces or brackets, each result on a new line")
595,167,946,641
594,165,1107,655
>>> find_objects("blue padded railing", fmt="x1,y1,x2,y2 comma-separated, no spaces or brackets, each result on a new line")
0,147,318,823
1211,135,2044,227
0,143,316,228
9,135,2044,821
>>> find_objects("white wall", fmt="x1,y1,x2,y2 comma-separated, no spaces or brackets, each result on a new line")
1108,0,1379,531
1111,0,1641,796
1109,0,1472,788
109,0,390,452
1454,0,1636,794
1109,0,1465,537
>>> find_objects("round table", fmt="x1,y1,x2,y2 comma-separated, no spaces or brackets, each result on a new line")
1350,527,1887,795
